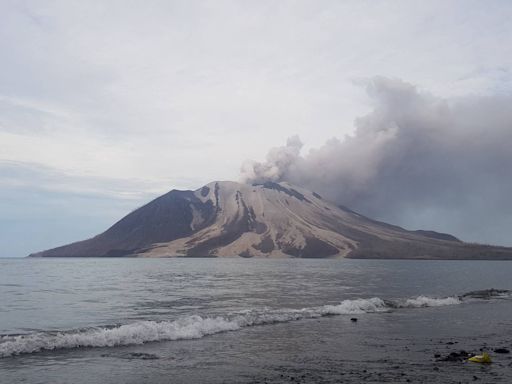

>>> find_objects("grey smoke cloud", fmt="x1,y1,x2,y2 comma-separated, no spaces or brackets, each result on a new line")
242,77,512,246
241,135,304,184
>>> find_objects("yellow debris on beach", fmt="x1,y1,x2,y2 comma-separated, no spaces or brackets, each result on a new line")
468,352,492,364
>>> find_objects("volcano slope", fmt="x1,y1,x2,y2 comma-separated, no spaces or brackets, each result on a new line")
30,181,512,259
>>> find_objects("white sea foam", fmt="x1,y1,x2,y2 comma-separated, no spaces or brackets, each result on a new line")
0,296,461,358
0,316,241,358
402,296,461,308
319,297,388,315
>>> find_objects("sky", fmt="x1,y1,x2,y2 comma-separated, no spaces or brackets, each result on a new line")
1,0,512,256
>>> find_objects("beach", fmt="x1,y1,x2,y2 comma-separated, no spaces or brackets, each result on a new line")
1,258,512,383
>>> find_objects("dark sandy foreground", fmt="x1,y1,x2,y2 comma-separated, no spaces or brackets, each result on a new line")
2,299,512,384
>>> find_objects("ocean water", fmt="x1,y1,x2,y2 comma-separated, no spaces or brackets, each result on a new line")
1,258,512,383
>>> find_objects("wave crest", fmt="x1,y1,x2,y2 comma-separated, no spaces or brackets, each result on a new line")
0,294,475,358
402,296,461,308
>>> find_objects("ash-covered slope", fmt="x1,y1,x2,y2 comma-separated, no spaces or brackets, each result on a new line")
30,181,512,259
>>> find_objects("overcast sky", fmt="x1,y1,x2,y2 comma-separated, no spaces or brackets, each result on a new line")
1,0,512,256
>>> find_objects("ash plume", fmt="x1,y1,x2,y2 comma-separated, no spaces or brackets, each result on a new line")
241,135,303,184
241,77,512,246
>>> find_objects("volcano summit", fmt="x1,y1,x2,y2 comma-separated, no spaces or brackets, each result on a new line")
30,181,512,259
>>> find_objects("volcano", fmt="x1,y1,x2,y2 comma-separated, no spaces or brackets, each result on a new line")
30,181,512,259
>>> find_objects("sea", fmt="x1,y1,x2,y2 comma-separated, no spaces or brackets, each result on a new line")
1,258,512,383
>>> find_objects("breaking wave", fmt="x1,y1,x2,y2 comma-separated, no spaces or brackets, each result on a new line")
1,290,507,358
402,296,462,308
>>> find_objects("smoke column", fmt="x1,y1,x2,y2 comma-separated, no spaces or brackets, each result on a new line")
241,77,512,246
